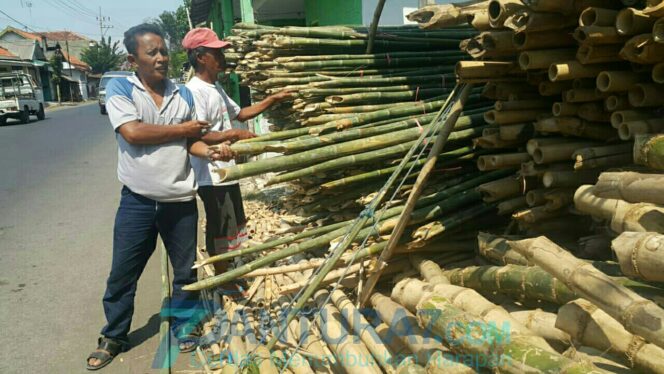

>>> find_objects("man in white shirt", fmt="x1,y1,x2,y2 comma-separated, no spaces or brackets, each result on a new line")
182,28,292,283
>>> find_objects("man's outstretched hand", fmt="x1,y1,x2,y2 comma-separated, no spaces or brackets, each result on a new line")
269,90,296,102
208,143,236,162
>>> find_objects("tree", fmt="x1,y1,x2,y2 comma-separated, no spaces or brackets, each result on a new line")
150,0,191,78
81,37,126,74
49,53,63,103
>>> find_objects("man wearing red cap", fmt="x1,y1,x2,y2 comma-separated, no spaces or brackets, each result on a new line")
182,28,292,284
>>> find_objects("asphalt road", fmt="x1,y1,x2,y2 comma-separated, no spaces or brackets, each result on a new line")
0,103,199,373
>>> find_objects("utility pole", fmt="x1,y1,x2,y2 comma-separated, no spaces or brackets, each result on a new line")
96,7,113,40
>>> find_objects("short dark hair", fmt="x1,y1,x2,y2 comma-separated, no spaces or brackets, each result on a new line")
187,46,209,70
123,23,165,55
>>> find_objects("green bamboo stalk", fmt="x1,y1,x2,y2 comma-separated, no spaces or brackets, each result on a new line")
219,120,445,182
281,55,467,71
321,152,479,190
302,83,449,98
411,203,498,242
443,264,577,305
265,129,483,185
270,114,484,154
271,36,462,50
326,88,453,105
275,50,471,63
195,170,511,269
312,73,455,88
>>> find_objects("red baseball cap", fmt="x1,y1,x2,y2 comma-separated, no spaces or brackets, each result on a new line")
182,28,231,50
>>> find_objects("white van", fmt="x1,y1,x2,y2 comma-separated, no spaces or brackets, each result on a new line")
98,71,132,115
0,73,45,125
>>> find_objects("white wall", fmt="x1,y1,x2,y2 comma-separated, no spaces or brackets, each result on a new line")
62,65,88,100
362,0,457,25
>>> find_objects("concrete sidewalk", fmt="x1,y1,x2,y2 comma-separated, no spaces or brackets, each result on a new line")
45,100,96,112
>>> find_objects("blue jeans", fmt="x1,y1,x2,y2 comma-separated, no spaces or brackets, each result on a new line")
101,186,199,346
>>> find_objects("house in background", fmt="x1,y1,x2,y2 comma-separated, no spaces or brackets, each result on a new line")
0,29,53,101
0,27,93,101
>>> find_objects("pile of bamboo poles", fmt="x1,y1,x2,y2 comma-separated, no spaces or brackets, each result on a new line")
186,2,664,372
225,22,476,129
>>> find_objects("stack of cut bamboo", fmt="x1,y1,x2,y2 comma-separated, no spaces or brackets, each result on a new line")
226,23,477,130
186,2,664,372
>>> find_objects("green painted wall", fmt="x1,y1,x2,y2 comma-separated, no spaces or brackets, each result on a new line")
305,0,362,26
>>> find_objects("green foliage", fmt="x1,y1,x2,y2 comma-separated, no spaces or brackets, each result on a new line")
150,0,191,78
49,54,63,84
152,0,191,51
169,50,188,79
81,37,126,74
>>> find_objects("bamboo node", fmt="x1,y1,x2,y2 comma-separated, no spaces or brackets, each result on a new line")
625,334,647,368
620,300,654,331
630,233,651,280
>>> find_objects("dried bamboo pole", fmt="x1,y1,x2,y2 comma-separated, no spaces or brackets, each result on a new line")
612,232,664,283
369,293,474,373
415,293,603,373
557,299,664,374
509,236,664,349
391,277,557,352
509,309,571,346
574,185,664,233
593,171,664,205
330,290,397,374
313,290,382,374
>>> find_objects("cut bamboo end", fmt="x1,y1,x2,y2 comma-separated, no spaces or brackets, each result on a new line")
628,83,664,107
596,71,646,93
616,8,656,36
654,18,664,43
604,95,628,111
652,62,664,84
634,133,664,170
579,7,618,27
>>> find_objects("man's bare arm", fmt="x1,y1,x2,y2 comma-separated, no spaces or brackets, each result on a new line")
118,120,209,145
200,129,257,145
188,139,235,161
235,90,294,122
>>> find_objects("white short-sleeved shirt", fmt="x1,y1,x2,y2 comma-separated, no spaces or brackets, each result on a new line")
105,74,197,202
186,76,241,186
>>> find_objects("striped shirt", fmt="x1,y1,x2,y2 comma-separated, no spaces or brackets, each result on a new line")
105,74,197,202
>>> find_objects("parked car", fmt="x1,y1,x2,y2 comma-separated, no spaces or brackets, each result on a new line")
0,73,45,125
98,71,132,115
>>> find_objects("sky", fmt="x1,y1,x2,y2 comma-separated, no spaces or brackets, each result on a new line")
0,0,184,45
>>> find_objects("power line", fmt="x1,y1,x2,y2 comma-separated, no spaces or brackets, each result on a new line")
62,0,97,17
0,9,39,33
42,0,99,27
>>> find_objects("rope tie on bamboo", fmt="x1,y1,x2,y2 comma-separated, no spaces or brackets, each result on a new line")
386,53,391,65
360,69,364,78
415,86,420,102
415,118,423,134
524,309,539,329
631,234,650,280
625,335,646,368
621,300,652,331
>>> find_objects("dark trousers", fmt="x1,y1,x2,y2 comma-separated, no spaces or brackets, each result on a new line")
101,186,199,345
